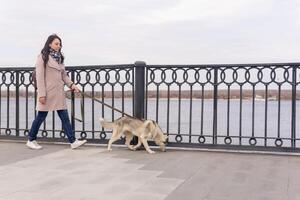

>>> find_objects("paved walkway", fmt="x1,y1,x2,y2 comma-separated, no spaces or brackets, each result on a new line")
0,140,300,200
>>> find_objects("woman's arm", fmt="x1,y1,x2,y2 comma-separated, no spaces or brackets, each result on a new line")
62,69,73,88
36,54,46,99
62,69,80,92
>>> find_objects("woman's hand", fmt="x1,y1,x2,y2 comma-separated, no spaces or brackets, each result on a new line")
39,97,46,104
71,84,80,93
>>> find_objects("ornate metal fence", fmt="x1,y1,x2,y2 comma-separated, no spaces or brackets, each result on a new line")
1,62,300,152
0,65,134,144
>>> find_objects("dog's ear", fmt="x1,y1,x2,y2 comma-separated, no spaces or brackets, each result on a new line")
144,120,153,128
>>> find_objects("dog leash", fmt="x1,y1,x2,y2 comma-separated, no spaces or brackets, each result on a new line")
66,90,136,122
79,90,134,118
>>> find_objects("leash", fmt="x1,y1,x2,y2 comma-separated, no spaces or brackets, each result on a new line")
66,90,136,122
79,90,134,118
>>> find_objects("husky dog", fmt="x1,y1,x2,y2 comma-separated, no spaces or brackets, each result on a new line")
99,116,168,154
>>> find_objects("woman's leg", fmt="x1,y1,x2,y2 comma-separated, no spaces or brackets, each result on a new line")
28,111,48,141
57,109,76,143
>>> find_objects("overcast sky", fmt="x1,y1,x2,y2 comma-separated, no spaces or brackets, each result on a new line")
0,0,299,66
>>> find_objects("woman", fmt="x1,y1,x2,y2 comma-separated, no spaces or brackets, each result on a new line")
26,34,87,150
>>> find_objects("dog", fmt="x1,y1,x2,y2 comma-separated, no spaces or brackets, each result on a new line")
99,116,168,154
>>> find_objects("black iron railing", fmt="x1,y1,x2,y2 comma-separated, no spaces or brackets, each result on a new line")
1,62,300,152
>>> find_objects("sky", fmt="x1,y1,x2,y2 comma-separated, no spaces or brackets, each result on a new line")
0,0,300,66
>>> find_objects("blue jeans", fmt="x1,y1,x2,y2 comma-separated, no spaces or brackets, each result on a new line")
28,109,76,143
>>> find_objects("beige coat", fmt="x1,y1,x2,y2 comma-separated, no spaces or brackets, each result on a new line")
35,53,73,111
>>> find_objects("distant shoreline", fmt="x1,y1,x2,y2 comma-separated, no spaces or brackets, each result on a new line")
1,89,300,100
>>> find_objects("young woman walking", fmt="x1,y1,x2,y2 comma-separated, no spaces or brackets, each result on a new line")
26,34,87,149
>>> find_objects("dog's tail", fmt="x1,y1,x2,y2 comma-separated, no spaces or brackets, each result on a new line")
99,117,114,129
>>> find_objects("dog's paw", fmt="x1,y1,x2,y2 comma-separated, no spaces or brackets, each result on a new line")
107,148,112,151
132,146,140,150
128,145,135,151
148,150,155,154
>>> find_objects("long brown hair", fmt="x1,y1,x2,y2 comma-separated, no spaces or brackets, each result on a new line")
40,34,64,67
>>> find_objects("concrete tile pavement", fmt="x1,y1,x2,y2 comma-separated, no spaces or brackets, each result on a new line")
1,141,300,200
0,141,183,200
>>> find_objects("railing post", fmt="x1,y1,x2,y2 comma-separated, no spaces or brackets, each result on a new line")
291,65,297,148
212,67,218,145
134,61,146,119
15,71,20,137
70,69,75,131
133,61,146,144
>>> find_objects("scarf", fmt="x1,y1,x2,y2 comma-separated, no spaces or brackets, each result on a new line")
49,48,63,64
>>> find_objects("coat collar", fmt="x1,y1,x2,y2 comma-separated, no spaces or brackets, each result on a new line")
48,55,64,70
